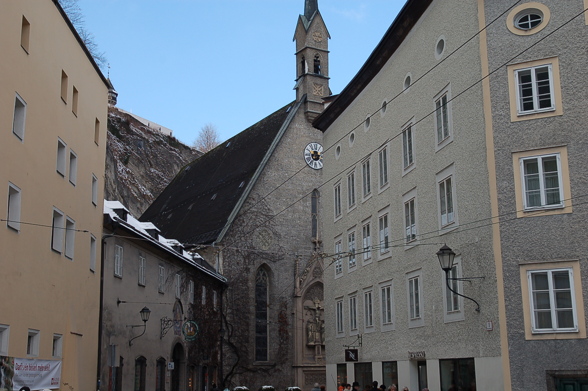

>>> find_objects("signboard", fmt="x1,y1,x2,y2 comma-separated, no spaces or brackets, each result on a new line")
1,356,62,390
408,351,426,360
182,321,199,341
345,349,358,362
167,362,175,370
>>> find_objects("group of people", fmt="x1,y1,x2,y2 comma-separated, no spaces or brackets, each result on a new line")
337,380,424,391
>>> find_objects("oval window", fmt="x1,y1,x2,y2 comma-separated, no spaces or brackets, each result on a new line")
515,11,543,30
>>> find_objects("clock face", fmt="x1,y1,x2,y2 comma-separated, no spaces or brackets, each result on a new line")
304,142,324,170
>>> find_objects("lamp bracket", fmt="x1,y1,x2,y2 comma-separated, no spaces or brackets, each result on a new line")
445,272,481,313
448,276,485,283
160,316,174,339
343,334,362,349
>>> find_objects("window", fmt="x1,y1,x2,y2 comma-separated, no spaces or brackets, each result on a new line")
202,285,207,305
362,222,371,262
7,183,22,231
114,245,123,277
56,139,67,176
520,154,563,210
255,268,269,361
27,329,39,356
402,123,414,170
175,274,181,298
529,268,577,333
379,213,389,255
438,168,456,228
51,208,64,253
138,255,146,286
407,270,424,328
72,86,79,116
52,334,63,358
334,182,342,219
440,359,476,391
434,88,452,146
362,159,371,198
336,299,344,334
92,174,98,205
364,290,374,329
0,325,9,355
21,16,30,52
12,93,27,140
443,258,464,323
507,3,551,35
381,283,394,328
90,235,96,272
158,265,165,293
347,171,356,208
61,70,68,103
515,11,543,30
348,230,356,269
311,189,319,239
404,198,417,243
156,358,166,391
189,280,194,304
134,357,147,391
378,147,388,189
349,295,358,332
64,217,75,259
334,239,343,275
69,150,77,185
213,290,218,310
94,118,100,145
508,58,562,121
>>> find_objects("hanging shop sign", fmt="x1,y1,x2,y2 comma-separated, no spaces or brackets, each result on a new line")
182,321,199,341
345,349,359,362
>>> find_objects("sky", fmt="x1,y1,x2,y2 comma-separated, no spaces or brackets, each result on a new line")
78,0,406,146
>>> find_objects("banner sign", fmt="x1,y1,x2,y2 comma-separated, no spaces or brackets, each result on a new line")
1,356,62,391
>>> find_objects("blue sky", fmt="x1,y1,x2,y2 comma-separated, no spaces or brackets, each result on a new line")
79,0,405,145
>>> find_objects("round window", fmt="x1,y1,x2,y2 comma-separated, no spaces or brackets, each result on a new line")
349,132,355,145
515,11,543,30
404,74,412,91
364,116,371,130
335,145,341,159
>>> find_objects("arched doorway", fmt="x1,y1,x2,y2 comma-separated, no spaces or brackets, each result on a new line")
171,343,185,391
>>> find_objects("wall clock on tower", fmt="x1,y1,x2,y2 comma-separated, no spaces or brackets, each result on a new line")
304,142,323,170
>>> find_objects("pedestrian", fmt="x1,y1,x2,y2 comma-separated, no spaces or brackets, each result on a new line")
402,387,409,391
311,383,321,391
345,384,352,391
379,384,386,391
352,382,360,391
388,385,397,391
371,381,379,391
320,386,326,391
211,383,219,391
19,388,30,391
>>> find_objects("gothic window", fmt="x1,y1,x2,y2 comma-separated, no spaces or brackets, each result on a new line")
311,189,320,239
134,356,146,391
301,56,307,76
314,54,321,75
255,268,269,361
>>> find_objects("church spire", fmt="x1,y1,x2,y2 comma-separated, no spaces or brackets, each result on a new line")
304,0,319,21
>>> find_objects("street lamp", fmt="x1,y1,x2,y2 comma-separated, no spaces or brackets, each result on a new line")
129,307,151,346
436,245,481,313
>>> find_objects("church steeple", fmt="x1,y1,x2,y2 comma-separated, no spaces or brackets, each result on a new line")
294,0,330,121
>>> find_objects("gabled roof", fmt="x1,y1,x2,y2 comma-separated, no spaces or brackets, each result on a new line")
141,101,300,246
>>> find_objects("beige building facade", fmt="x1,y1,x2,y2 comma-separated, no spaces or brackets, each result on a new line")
0,0,109,390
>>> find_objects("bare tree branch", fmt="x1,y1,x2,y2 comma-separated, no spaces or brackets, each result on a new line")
193,123,221,153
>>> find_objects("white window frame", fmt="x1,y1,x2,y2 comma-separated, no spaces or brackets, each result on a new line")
64,217,75,260
27,329,40,356
0,325,9,355
407,270,424,328
68,150,77,185
528,268,578,333
175,274,181,298
515,64,555,115
403,191,417,244
443,258,464,323
364,289,374,330
334,182,342,219
189,280,195,304
378,146,389,190
349,295,358,333
336,298,344,335
91,174,98,206
520,153,564,210
114,245,123,277
378,212,390,256
434,86,453,149
402,120,415,172
56,139,67,177
51,208,65,253
380,282,395,331
437,165,457,230
7,183,22,231
362,158,371,199
334,238,343,276
362,221,372,263
348,230,356,270
52,334,63,358
90,235,97,272
13,93,27,141
347,170,356,209
138,255,146,286
158,265,165,293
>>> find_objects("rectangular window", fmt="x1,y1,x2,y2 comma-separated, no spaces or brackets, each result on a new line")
90,235,97,272
158,265,165,293
52,334,63,358
349,295,358,331
379,147,388,188
362,222,371,261
364,290,373,328
13,93,27,140
27,329,39,356
440,359,476,391
381,284,393,326
446,265,460,313
402,124,414,169
21,16,30,52
69,150,77,185
529,268,577,332
202,286,207,305
336,299,344,334
64,217,75,259
51,208,64,253
61,70,68,103
408,275,421,320
175,274,181,298
56,139,67,176
435,93,450,143
138,255,146,286
439,175,455,226
404,198,416,243
114,245,123,277
379,214,389,254
92,174,98,205
362,159,371,197
347,171,356,208
213,290,218,310
189,280,195,304
334,240,343,275
7,183,22,231
515,64,554,114
521,154,563,209
348,231,356,269
94,118,100,145
0,325,9,355
72,86,79,116
334,183,342,218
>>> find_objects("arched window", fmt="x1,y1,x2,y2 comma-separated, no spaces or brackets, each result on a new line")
255,268,269,361
314,54,321,74
300,56,306,76
311,189,320,240
134,356,146,391
156,358,166,391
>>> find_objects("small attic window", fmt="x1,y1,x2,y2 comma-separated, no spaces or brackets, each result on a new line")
239,181,245,188
226,142,231,148
211,193,217,200
286,106,292,113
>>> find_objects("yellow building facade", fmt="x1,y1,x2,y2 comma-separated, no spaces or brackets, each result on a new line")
0,0,109,389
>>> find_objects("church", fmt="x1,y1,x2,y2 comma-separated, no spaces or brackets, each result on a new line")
141,1,330,389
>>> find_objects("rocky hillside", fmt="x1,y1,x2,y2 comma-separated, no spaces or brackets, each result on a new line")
105,107,200,216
